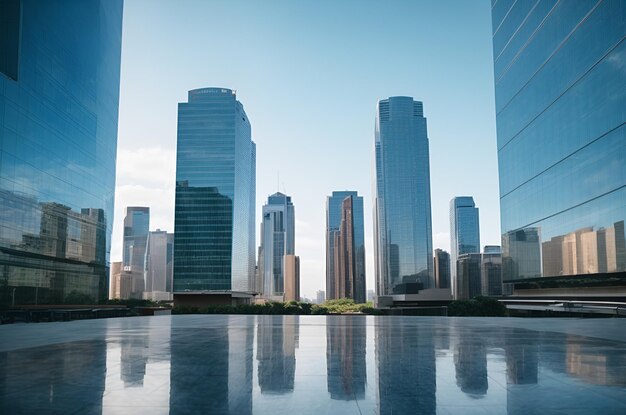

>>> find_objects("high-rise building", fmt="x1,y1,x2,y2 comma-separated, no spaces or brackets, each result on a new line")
0,0,123,305
144,229,174,302
326,192,366,303
283,255,300,302
373,97,434,295
456,251,503,300
434,249,451,289
316,290,326,304
326,191,365,302
173,88,256,306
122,207,149,299
450,197,480,299
259,192,295,300
492,1,626,289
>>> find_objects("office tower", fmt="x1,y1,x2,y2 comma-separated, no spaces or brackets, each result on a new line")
284,255,300,302
456,253,482,300
327,193,366,303
482,250,503,297
259,192,295,300
492,1,626,287
367,289,375,302
450,197,480,299
144,229,174,301
122,207,149,299
0,0,123,305
173,88,256,305
326,191,365,302
373,96,434,296
434,249,451,289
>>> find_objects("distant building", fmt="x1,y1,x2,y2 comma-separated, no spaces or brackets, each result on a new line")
491,1,626,292
434,249,451,289
110,262,132,300
316,290,326,304
283,255,300,302
450,197,480,299
123,207,150,299
373,97,434,294
173,88,256,306
326,191,365,303
367,290,375,303
484,245,501,254
144,230,174,302
259,192,295,300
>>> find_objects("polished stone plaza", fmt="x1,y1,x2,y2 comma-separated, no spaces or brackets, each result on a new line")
1,315,626,414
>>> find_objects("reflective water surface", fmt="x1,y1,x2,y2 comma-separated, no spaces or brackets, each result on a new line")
1,315,626,414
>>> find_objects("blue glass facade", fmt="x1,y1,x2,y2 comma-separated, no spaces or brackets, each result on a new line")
492,0,626,282
173,88,256,292
449,197,480,298
326,191,365,303
373,97,434,294
0,0,123,304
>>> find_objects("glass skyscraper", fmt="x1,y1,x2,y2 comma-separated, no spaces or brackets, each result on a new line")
492,0,626,284
122,207,149,298
373,97,434,294
259,192,295,299
449,196,480,299
326,191,365,303
173,88,256,295
0,0,123,304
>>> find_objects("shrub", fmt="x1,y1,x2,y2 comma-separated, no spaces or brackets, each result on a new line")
447,296,507,317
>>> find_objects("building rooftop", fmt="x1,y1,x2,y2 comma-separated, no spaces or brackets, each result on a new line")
1,316,626,414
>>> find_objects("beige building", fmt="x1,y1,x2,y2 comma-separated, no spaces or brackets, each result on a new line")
110,261,132,300
284,255,300,302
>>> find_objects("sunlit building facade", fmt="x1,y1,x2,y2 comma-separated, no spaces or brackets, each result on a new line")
326,191,366,303
173,88,256,298
492,0,626,284
373,97,434,294
0,0,123,304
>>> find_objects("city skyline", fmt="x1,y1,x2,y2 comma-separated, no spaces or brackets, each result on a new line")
111,0,501,300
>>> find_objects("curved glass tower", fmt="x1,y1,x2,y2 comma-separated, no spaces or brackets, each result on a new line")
373,96,434,294
0,0,123,304
173,88,256,294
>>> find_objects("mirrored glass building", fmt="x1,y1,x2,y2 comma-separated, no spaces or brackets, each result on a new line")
0,0,123,304
173,88,256,303
373,97,434,294
492,0,626,286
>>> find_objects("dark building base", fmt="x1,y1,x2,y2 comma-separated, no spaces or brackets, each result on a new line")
173,292,254,308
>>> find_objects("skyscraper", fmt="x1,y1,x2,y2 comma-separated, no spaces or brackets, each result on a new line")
373,97,434,295
283,254,300,302
434,249,451,289
0,0,123,304
259,192,295,300
144,229,174,301
123,207,149,299
450,197,480,299
326,191,366,303
492,1,625,288
173,88,256,305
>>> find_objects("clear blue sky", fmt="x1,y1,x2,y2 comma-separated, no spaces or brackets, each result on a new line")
112,0,501,300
